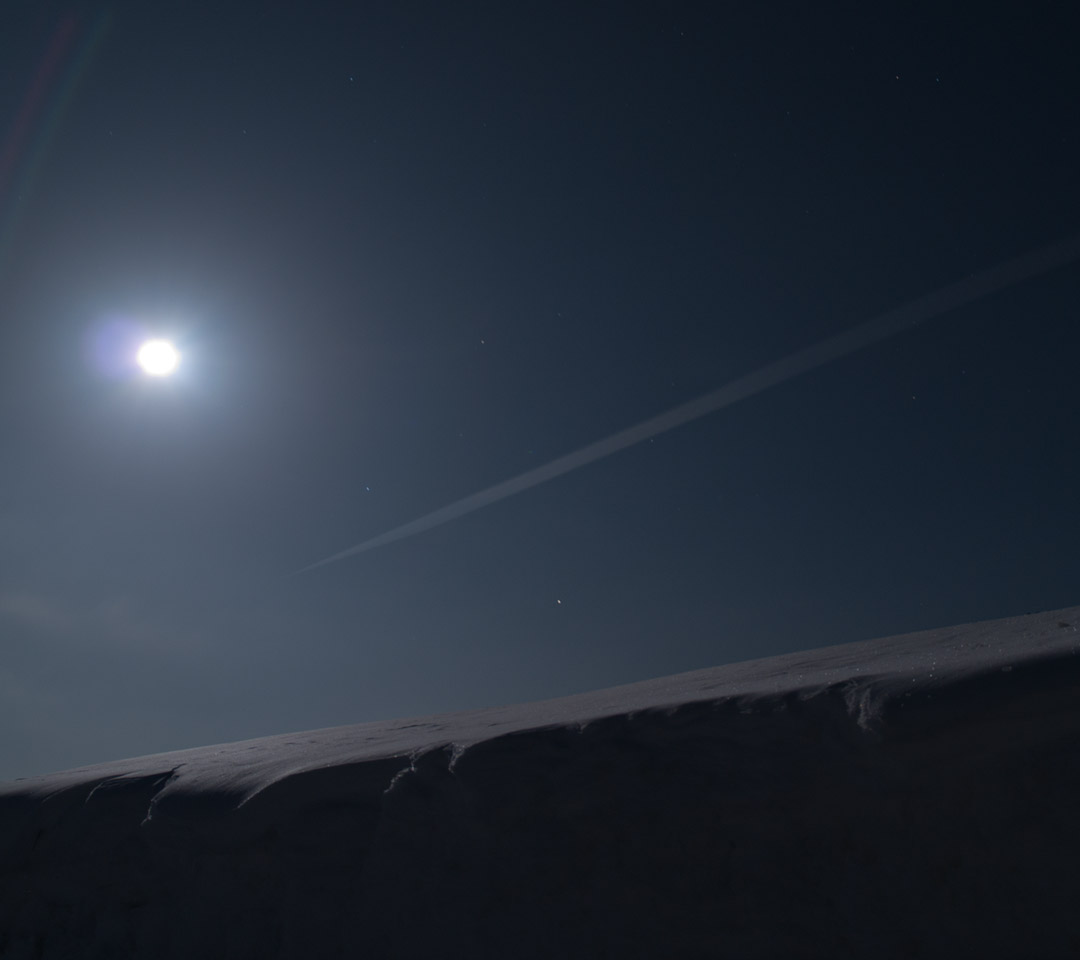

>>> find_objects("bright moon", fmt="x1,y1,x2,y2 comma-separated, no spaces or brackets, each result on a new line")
136,339,179,376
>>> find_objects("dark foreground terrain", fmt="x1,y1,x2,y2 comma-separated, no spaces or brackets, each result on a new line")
2,605,1079,958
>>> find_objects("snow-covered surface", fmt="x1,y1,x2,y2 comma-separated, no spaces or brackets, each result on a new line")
2,605,1080,958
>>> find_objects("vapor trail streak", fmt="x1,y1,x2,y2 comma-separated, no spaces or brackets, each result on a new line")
294,233,1080,575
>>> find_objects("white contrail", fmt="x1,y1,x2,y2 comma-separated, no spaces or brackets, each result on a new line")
293,232,1080,575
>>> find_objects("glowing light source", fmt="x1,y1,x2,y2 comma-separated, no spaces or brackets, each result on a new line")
136,339,179,376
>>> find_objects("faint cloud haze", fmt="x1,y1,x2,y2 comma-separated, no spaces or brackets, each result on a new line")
0,591,72,635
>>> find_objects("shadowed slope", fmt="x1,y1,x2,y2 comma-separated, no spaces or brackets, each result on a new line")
2,605,1079,958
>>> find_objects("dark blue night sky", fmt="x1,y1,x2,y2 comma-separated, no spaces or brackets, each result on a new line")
1,2,1078,780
